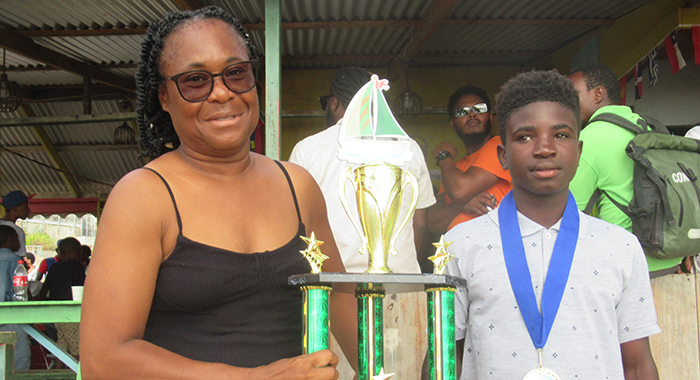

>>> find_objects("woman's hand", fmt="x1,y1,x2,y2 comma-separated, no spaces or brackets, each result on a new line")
260,350,339,380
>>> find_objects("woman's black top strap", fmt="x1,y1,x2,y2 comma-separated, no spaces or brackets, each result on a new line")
273,161,302,225
141,167,183,233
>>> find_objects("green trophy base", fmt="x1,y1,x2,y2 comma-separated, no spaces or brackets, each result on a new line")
290,273,466,380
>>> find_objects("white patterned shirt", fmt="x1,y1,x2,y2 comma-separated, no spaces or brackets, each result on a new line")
445,208,660,380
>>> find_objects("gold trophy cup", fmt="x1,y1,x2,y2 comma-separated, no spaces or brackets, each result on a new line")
339,163,419,274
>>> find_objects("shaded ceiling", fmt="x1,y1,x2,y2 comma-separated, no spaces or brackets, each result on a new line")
0,0,687,201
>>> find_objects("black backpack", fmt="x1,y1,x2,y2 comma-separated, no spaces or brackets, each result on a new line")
584,113,700,260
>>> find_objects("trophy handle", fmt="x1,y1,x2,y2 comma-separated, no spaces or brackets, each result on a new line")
338,166,369,255
388,170,419,256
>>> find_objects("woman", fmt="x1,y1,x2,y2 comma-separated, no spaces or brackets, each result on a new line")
81,7,356,380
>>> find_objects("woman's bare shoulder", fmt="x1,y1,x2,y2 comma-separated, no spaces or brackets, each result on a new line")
102,157,181,224
277,159,317,188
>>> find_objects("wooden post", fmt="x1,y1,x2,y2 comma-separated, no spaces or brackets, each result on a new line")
649,273,700,380
1,331,17,380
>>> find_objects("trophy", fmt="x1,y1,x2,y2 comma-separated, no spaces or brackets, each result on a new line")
339,163,419,274
290,75,463,380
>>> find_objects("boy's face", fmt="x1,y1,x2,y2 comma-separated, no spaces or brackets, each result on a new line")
497,101,582,199
9,234,20,252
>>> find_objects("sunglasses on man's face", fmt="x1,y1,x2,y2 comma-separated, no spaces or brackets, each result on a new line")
319,94,333,111
453,103,488,118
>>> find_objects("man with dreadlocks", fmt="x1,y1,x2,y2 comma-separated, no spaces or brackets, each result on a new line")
80,6,356,380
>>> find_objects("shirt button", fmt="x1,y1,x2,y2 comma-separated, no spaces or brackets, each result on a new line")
545,232,552,239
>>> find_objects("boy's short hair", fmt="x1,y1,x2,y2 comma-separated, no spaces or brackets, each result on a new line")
58,237,82,260
574,64,620,104
0,225,18,247
496,70,581,142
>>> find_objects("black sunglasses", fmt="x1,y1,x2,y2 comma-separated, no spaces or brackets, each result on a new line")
319,94,333,111
162,60,259,102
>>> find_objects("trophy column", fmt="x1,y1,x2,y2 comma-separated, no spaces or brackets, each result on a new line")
301,285,332,354
426,235,457,380
356,283,385,380
426,285,456,380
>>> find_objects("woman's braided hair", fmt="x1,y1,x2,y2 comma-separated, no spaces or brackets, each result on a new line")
136,6,258,159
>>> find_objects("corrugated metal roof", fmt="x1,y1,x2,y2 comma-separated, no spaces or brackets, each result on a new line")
1,99,141,198
0,0,177,30
0,0,660,206
450,0,649,19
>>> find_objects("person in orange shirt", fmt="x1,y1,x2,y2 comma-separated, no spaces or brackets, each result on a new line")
428,86,512,233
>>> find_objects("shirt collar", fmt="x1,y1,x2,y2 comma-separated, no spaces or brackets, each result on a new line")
489,205,589,239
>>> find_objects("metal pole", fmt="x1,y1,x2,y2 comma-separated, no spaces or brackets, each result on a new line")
264,0,281,160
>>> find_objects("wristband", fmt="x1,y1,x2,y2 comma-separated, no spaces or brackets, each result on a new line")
435,150,452,165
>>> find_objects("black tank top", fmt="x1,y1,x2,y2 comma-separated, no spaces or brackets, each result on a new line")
142,161,311,367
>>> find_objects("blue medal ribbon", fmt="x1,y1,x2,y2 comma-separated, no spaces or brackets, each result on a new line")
498,191,579,349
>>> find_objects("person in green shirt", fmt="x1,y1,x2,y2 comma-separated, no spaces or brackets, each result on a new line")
568,64,681,276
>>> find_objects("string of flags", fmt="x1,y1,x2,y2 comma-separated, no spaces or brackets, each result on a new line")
619,26,699,104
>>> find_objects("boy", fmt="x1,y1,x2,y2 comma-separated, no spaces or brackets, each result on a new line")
445,70,659,380
40,237,85,366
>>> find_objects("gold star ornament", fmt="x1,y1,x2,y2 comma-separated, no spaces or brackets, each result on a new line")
428,235,454,275
299,232,329,274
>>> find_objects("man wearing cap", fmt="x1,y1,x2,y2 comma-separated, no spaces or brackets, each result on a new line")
1,190,33,257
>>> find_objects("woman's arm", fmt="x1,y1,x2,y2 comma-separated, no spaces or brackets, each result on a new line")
283,162,359,373
80,169,338,380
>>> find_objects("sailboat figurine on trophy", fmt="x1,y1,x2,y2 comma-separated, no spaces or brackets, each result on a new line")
337,74,419,275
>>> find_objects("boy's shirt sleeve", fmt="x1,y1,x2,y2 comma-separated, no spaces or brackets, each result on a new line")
615,237,661,343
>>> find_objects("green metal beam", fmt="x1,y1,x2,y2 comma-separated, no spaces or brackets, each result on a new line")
0,301,81,324
265,0,282,160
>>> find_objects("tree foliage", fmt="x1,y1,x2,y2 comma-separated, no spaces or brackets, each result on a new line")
26,231,56,249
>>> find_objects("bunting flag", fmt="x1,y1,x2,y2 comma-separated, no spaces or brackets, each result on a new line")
618,74,627,105
664,30,686,73
634,63,643,100
693,26,700,65
648,48,658,87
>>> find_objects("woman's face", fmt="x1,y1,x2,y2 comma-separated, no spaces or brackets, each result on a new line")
158,19,259,159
